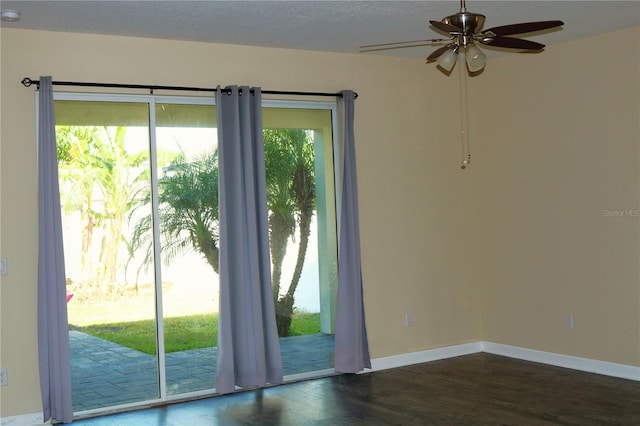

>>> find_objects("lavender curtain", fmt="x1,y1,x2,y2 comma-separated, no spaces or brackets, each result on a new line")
334,90,371,373
215,86,283,394
37,76,74,423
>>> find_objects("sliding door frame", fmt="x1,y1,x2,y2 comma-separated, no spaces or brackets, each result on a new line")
53,91,340,417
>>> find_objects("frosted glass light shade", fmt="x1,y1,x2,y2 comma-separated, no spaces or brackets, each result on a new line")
437,48,458,72
465,44,486,72
0,9,21,22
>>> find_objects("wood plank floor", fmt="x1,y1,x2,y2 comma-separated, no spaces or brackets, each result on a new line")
74,353,640,425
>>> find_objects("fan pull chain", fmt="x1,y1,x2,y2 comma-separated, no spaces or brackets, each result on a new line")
459,54,471,169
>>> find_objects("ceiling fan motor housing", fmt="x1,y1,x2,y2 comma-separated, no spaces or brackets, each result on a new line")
444,12,485,37
443,12,486,47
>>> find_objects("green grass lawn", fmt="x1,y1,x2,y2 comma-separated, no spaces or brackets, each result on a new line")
72,311,320,355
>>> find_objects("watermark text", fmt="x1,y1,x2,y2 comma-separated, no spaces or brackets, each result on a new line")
604,209,639,217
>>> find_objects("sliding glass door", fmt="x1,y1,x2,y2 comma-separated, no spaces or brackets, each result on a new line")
57,99,162,410
153,102,219,396
55,94,338,415
263,106,338,377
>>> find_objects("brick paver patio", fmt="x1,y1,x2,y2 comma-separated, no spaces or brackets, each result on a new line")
69,330,335,412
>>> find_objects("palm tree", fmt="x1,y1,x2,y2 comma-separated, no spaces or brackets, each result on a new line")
130,129,316,337
57,126,149,293
57,126,105,288
93,127,149,292
264,129,316,336
129,150,220,276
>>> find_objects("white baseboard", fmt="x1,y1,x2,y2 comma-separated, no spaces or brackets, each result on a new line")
369,341,639,381
369,341,482,372
0,412,49,426
481,341,640,381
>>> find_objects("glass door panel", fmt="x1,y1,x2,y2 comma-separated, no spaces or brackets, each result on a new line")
56,100,160,411
263,107,338,377
154,102,219,395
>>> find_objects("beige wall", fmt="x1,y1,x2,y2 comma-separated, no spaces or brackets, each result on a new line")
1,25,638,418
0,28,479,417
473,26,640,366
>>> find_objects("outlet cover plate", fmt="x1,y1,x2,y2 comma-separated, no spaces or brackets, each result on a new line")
405,313,414,327
564,314,574,330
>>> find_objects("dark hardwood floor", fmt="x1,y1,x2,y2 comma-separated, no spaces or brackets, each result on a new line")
74,353,640,425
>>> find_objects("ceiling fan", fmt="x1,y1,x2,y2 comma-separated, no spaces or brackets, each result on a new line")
360,0,564,73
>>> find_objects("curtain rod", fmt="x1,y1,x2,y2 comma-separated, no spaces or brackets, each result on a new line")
20,77,356,98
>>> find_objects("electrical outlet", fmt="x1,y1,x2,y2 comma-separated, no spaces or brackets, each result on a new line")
405,312,414,327
0,368,7,386
0,257,7,275
564,314,574,330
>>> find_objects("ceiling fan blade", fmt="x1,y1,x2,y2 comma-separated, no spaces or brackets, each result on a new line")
426,45,452,62
429,20,462,34
483,20,564,36
481,36,545,50
360,43,447,53
359,38,449,52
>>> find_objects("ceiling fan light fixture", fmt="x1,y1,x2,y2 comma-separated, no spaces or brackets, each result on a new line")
437,47,459,72
465,44,486,72
1,9,21,22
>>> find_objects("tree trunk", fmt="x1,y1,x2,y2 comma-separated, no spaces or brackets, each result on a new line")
80,202,94,287
286,207,312,301
202,245,219,274
275,204,313,337
96,211,123,293
269,212,292,304
275,293,294,337
196,229,220,274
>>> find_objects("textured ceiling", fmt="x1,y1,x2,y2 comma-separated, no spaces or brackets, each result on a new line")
1,1,638,59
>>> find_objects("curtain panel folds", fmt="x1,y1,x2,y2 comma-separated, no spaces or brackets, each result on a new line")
215,86,283,394
37,76,74,423
334,90,371,373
